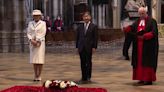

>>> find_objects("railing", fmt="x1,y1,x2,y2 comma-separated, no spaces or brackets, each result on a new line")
0,31,28,53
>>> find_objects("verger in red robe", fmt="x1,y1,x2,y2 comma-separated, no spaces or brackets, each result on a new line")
124,16,159,83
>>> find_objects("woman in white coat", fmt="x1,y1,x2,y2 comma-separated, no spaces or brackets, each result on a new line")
27,10,46,81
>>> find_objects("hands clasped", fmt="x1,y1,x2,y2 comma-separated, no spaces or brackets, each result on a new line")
31,39,41,47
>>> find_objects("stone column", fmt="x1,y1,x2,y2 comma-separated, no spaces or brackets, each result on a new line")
53,0,63,19
102,5,105,29
25,0,33,26
112,0,120,29
91,5,96,24
0,0,4,52
155,0,161,23
105,4,110,28
45,0,52,17
14,0,20,31
59,0,63,16
0,0,4,31
44,0,47,16
92,4,108,28
2,0,15,52
75,0,87,4
0,0,27,52
117,0,121,29
19,0,27,52
53,0,58,18
108,0,113,27
63,0,74,27
98,5,102,28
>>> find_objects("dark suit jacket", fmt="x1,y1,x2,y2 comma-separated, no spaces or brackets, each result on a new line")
76,22,98,53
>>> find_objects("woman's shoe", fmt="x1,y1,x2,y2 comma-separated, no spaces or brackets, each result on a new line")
36,77,42,81
33,77,41,81
33,78,38,81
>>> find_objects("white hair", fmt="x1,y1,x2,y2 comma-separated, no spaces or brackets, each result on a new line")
138,6,148,13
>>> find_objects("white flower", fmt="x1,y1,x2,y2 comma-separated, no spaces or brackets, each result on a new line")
70,81,77,86
65,81,70,85
54,80,61,83
43,80,78,89
59,81,67,89
44,80,52,88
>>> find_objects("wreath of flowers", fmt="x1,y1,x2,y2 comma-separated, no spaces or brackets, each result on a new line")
43,80,78,89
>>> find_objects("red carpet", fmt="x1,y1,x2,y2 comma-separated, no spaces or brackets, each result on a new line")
1,86,107,92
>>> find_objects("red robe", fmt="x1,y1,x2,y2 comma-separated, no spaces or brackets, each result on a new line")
132,18,156,81
53,19,63,32
124,17,158,82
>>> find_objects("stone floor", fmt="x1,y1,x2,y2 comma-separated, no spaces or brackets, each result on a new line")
0,38,164,92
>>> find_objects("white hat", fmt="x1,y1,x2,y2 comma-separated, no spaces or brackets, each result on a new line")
32,10,42,15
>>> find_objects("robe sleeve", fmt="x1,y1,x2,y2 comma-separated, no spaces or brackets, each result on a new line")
143,18,158,40
123,26,131,33
143,32,154,40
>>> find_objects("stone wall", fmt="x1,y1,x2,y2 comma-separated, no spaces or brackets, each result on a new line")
98,29,123,41
46,29,124,42
0,0,124,53
0,0,27,53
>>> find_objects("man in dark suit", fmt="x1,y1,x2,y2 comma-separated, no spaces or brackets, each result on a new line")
76,11,98,84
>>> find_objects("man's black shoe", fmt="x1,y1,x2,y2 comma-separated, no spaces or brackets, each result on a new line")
77,79,92,84
133,81,152,86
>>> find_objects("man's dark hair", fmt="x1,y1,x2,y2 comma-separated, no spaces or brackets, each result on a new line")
82,11,91,16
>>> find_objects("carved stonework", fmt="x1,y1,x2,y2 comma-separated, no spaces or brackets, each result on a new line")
152,0,157,20
74,0,87,4
0,0,27,52
152,0,157,9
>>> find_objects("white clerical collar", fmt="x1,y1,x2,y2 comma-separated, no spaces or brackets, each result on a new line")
139,20,145,26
